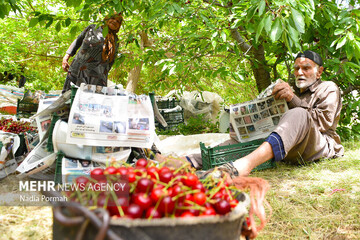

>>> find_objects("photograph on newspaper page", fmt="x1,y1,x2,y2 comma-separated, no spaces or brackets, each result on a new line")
66,84,155,148
230,95,288,142
61,156,99,184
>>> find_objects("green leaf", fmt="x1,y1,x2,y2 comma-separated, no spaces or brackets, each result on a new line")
38,14,47,22
346,62,360,70
324,22,333,29
231,19,241,29
70,26,79,37
283,34,291,54
169,65,176,75
247,23,255,33
45,18,53,29
336,36,347,50
339,17,353,25
0,6,6,19
334,29,344,36
353,41,360,59
246,6,257,22
161,64,168,72
167,5,174,16
234,45,240,56
291,7,305,33
134,38,140,48
102,26,109,37
345,41,353,60
330,39,339,48
352,9,360,17
255,17,265,42
344,65,355,83
221,31,226,42
212,31,218,39
347,32,354,41
73,0,83,7
65,0,73,7
65,18,71,27
308,0,315,9
264,15,272,34
287,25,300,48
172,3,181,13
211,39,217,48
29,18,38,27
200,14,209,24
258,0,266,16
270,18,282,42
55,21,61,32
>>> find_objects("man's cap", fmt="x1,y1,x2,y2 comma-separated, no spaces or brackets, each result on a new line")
295,50,323,66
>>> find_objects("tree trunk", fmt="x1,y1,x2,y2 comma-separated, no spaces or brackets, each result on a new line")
250,45,271,92
125,31,152,93
230,29,271,93
126,63,143,93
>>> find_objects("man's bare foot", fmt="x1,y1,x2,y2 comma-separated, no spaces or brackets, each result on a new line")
232,158,252,176
155,153,191,169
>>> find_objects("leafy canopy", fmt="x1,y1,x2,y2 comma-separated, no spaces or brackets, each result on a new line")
1,0,359,139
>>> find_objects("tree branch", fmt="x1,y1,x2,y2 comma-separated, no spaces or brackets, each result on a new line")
342,84,360,95
28,53,62,59
229,28,251,53
26,0,36,12
203,0,233,8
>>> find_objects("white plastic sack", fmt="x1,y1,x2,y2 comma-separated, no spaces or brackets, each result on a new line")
16,138,55,174
158,90,224,123
0,132,20,179
156,133,229,157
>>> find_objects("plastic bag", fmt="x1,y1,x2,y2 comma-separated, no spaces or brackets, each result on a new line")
0,132,20,179
160,90,223,123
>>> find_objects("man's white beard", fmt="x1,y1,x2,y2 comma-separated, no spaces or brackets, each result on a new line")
295,67,318,89
296,80,314,89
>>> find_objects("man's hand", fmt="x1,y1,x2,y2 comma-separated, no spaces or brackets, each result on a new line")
62,54,71,72
272,79,294,102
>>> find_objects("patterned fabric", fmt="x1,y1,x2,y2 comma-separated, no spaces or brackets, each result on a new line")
62,24,119,93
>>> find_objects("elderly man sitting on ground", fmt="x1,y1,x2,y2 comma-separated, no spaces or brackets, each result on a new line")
157,50,344,178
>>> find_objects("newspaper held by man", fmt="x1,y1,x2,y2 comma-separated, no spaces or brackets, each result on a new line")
230,80,289,142
66,83,155,149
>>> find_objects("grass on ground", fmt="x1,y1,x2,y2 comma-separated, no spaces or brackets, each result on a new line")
251,141,360,239
0,141,359,240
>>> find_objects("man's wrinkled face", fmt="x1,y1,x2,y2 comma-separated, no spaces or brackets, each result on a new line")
294,57,322,90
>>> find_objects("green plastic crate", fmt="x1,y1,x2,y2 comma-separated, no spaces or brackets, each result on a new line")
70,85,78,107
16,99,38,118
46,113,60,152
200,138,276,171
54,151,64,184
155,110,184,131
156,98,180,109
15,132,27,157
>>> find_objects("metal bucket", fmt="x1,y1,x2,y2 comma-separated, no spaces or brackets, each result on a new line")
49,191,249,240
